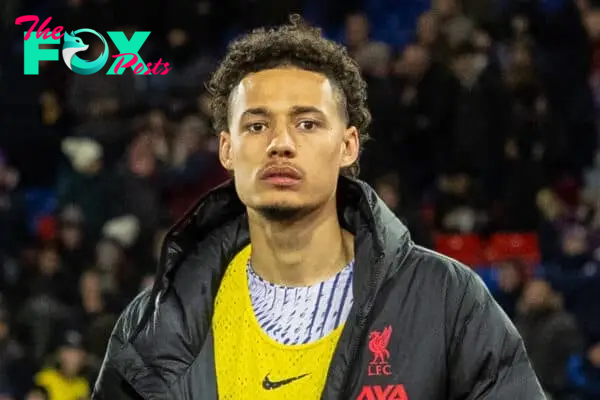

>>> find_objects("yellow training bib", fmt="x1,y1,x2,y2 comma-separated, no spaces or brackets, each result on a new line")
35,368,89,400
213,245,344,399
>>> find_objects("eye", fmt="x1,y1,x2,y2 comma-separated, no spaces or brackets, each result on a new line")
246,122,267,133
297,120,320,131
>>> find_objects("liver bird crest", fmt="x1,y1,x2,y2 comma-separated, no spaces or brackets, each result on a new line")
368,325,392,364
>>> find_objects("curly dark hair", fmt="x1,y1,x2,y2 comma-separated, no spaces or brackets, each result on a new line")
207,14,371,178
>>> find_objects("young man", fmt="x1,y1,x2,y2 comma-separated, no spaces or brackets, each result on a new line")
93,16,545,399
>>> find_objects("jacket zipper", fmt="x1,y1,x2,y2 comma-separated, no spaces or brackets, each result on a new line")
340,252,385,399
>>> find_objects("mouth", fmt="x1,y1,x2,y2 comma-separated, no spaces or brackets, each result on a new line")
259,165,303,187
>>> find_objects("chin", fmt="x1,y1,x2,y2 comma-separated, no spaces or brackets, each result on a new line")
249,191,319,222
254,192,307,210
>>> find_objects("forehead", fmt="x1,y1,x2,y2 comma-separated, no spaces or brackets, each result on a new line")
231,68,338,112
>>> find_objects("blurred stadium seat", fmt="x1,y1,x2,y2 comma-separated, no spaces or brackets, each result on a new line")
484,232,540,265
435,233,484,266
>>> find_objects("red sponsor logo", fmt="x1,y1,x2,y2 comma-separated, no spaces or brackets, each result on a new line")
368,325,392,376
357,384,408,400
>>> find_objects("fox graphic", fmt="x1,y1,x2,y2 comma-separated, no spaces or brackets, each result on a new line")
62,29,108,75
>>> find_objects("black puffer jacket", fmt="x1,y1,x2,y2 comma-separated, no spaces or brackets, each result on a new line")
93,178,545,400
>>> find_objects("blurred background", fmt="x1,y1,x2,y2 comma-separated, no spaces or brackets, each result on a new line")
0,0,600,398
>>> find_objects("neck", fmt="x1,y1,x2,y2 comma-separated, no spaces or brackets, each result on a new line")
247,198,354,286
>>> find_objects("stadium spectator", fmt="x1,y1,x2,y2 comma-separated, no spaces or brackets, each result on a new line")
33,330,89,400
493,258,528,319
567,341,600,399
515,279,582,397
345,12,392,77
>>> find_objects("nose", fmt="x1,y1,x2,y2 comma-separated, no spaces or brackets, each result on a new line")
266,124,296,158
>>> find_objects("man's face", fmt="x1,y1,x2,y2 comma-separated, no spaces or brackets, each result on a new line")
220,68,358,220
497,262,522,292
417,12,438,45
60,225,82,250
376,184,398,210
38,248,60,275
451,54,476,83
59,347,86,377
80,270,101,298
522,280,552,311
588,342,600,367
95,240,122,271
562,226,588,256
345,15,369,48
400,45,430,78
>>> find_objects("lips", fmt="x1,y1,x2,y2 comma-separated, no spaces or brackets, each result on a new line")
260,165,302,179
259,164,303,186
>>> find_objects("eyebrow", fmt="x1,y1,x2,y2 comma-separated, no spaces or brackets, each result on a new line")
240,106,327,119
290,106,327,119
241,107,270,119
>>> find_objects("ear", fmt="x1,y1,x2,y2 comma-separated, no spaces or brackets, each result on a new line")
340,126,359,168
219,131,233,171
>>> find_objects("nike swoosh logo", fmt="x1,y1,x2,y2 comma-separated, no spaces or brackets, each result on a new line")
262,373,309,390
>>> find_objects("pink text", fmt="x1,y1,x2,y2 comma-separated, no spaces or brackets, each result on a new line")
15,15,64,41
112,53,172,75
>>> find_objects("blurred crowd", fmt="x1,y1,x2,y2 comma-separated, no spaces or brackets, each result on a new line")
1,0,600,398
